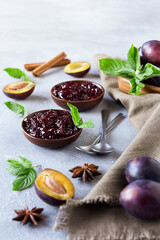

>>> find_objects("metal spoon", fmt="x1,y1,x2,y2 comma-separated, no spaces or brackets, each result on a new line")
75,113,124,155
91,109,113,154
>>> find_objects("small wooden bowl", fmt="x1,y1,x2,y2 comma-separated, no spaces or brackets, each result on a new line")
51,80,105,111
118,76,160,94
21,110,82,149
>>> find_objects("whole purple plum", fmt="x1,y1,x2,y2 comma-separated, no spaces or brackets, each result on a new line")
119,180,160,220
140,56,147,67
125,156,160,183
141,40,160,66
142,76,160,87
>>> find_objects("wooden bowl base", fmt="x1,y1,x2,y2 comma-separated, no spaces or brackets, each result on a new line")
118,76,160,94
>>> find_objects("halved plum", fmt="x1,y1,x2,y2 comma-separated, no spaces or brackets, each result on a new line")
35,169,75,206
64,62,90,77
3,81,35,99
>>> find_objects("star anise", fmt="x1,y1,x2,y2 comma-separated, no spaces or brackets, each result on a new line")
69,163,102,182
12,204,44,226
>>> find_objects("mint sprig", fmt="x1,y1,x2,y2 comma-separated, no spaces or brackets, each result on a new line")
67,103,94,128
4,101,28,117
6,155,41,191
4,68,31,81
99,44,160,95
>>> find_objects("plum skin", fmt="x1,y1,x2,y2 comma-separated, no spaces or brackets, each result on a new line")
142,76,160,87
35,181,65,206
66,67,90,77
119,180,160,220
125,156,160,183
141,40,160,66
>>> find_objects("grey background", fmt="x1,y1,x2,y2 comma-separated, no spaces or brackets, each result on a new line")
0,0,159,239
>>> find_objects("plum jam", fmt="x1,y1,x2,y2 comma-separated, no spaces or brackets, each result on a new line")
24,110,79,139
52,81,102,101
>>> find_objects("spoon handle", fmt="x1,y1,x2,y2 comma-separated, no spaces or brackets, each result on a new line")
89,113,124,147
105,113,124,134
101,109,109,143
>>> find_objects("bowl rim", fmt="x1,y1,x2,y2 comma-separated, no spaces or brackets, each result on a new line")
21,109,82,142
50,80,105,104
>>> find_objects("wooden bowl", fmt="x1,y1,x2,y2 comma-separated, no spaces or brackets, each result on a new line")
118,76,160,94
51,80,105,111
21,110,82,149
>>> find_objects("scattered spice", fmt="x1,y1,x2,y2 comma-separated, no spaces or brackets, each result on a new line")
24,58,70,71
12,204,44,226
32,51,67,77
69,163,102,182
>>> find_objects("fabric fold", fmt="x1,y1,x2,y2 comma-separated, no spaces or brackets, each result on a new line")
54,54,160,240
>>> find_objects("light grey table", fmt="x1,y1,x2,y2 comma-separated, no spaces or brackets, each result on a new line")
0,0,159,239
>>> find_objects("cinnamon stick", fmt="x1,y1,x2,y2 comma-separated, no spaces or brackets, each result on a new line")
24,58,70,71
32,52,67,77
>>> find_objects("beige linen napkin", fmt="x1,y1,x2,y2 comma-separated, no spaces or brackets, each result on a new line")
54,54,160,240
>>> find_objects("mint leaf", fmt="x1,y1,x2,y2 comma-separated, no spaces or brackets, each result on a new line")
7,155,40,191
21,72,30,81
99,58,135,79
136,63,160,81
127,44,141,71
4,68,23,78
4,101,28,117
7,158,25,175
7,159,22,166
67,103,94,128
23,107,28,118
78,120,94,128
12,168,36,191
4,68,31,81
129,79,136,94
19,155,32,168
129,78,145,95
7,165,24,175
16,168,30,176
67,103,82,126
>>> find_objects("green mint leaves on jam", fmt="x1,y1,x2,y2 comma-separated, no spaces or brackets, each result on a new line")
99,44,160,95
67,103,94,128
4,68,31,81
4,101,28,117
6,155,41,191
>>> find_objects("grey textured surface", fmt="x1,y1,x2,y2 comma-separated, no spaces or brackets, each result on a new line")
0,0,159,239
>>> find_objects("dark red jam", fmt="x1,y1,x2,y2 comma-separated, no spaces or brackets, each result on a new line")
24,110,79,139
53,81,102,101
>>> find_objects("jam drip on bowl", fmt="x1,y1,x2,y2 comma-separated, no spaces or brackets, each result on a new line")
52,81,102,101
24,110,79,139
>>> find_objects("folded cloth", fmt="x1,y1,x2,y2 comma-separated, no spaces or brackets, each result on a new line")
54,54,160,240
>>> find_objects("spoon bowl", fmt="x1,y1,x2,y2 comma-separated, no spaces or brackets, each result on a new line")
91,142,113,154
75,113,124,155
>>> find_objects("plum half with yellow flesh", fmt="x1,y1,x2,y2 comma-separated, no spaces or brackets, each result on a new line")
3,81,35,100
64,62,90,77
35,169,75,206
